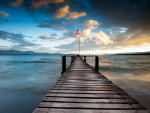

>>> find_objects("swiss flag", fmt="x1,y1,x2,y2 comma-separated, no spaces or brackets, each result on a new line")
76,29,79,35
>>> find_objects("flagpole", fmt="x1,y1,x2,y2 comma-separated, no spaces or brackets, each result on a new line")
76,29,80,55
79,33,80,55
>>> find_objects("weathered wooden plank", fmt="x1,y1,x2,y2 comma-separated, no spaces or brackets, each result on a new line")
42,97,138,104
46,93,132,99
54,84,115,86
38,102,145,109
33,108,149,113
56,82,112,84
56,80,108,83
51,87,123,91
53,85,117,87
49,90,127,94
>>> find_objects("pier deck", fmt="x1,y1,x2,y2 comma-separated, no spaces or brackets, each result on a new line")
33,56,148,113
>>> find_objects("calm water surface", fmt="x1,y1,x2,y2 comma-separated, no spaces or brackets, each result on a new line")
0,55,150,113
87,55,150,109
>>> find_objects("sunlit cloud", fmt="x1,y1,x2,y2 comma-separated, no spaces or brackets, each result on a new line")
81,28,113,45
84,20,99,30
54,5,69,18
84,20,99,26
10,0,24,7
87,26,97,30
31,0,64,8
56,28,114,52
94,31,113,45
110,31,113,34
123,35,150,47
54,5,86,19
82,29,92,39
67,12,86,19
0,11,9,17
119,28,128,33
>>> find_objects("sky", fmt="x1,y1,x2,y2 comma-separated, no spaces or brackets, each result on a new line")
0,0,150,54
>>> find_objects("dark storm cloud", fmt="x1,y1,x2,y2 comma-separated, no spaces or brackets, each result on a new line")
0,30,40,49
33,0,150,35
1,0,150,29
89,0,150,31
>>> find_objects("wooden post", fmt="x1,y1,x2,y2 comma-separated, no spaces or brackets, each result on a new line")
84,56,86,62
95,56,99,71
71,56,73,64
61,55,66,74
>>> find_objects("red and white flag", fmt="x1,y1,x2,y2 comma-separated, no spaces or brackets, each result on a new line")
76,29,79,35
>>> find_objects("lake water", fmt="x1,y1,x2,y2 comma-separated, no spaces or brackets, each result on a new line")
87,55,150,110
0,55,150,113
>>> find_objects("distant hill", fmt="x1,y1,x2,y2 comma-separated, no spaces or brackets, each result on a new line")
116,51,150,55
0,50,62,55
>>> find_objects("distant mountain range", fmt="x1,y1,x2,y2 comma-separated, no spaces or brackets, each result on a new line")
116,51,150,55
0,50,62,55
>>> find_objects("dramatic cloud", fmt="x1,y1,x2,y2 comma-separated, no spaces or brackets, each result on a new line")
94,31,113,45
84,20,99,26
0,30,24,40
39,35,56,40
54,5,69,18
82,29,92,39
67,12,86,19
81,28,113,45
0,30,39,50
87,26,98,30
54,5,86,19
55,28,114,51
0,11,9,17
31,0,64,8
10,0,24,7
0,0,150,53
89,0,150,32
84,20,99,30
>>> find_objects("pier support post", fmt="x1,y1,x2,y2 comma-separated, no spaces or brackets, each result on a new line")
84,56,86,62
95,56,99,71
61,55,66,74
71,56,73,64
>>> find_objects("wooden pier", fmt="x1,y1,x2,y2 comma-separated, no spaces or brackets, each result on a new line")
33,56,148,113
